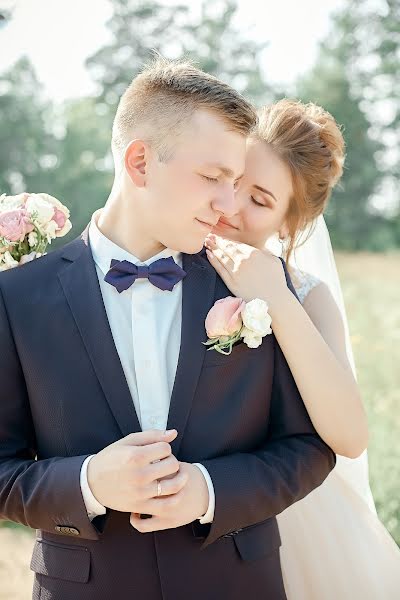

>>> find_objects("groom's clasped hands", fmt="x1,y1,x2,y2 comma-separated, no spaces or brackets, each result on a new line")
87,428,210,533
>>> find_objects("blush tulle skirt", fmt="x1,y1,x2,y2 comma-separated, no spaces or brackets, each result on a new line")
278,452,400,599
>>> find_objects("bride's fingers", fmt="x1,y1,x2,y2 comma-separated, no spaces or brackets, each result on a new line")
214,235,253,262
213,247,235,270
207,233,237,256
205,234,217,249
206,249,232,281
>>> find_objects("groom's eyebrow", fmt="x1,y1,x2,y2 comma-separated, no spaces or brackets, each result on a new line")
204,163,244,180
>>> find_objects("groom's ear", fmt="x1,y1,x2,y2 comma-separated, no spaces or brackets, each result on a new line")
124,139,149,188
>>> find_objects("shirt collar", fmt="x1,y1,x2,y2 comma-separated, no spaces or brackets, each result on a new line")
88,208,182,276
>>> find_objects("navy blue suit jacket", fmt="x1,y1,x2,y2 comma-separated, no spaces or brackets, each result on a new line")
0,226,335,599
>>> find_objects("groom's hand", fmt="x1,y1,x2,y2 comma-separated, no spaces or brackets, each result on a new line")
129,461,209,533
87,429,188,514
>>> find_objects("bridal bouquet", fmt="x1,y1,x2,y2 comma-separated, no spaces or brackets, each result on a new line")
0,193,72,271
204,296,272,354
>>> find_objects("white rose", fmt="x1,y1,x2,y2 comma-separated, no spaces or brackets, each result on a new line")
28,231,38,247
1,251,19,270
38,193,70,219
242,298,272,337
25,194,55,227
241,326,263,349
42,219,58,241
35,193,71,238
0,193,26,210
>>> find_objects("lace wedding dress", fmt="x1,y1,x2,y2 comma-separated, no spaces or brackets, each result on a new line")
277,268,400,599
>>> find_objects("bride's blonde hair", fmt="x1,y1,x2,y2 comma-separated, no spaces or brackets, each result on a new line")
253,99,345,266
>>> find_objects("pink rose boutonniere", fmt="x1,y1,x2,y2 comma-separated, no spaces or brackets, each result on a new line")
204,296,272,354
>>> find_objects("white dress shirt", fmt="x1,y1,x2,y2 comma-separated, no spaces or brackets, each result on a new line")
80,209,215,523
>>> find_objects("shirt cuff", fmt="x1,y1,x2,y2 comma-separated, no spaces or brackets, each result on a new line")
193,463,215,524
80,455,107,520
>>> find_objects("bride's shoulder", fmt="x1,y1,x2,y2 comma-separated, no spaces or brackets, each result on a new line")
289,267,323,305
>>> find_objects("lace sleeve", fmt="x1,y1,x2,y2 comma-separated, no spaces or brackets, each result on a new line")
291,268,322,305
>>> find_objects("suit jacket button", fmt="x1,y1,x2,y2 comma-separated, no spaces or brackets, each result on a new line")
55,525,80,536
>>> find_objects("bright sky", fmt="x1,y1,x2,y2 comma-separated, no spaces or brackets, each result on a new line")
0,0,345,102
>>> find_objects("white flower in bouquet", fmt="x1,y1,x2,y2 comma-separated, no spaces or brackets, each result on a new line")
28,232,38,247
36,193,72,237
0,192,72,271
41,219,58,242
0,193,27,211
0,251,19,271
25,194,56,229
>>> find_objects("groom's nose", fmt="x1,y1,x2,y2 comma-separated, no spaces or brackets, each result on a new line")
211,184,238,218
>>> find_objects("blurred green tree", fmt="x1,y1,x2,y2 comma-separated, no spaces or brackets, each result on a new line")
0,57,56,195
335,0,400,176
296,48,385,250
86,0,272,122
295,0,399,250
0,58,112,244
47,97,113,245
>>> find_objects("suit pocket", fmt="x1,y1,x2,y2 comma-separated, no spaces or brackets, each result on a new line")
233,517,282,562
30,539,91,583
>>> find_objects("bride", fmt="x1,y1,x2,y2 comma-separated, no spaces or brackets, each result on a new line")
205,99,400,598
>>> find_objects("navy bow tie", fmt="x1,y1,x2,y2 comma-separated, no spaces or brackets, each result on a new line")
104,256,186,293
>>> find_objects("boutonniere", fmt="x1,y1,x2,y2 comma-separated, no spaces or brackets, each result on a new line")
203,296,272,355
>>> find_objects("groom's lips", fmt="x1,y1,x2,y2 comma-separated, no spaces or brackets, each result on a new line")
196,218,216,231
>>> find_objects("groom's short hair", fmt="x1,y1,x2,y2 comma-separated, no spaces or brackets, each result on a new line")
111,55,257,166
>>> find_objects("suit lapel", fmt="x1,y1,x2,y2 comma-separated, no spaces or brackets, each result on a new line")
58,227,141,438
167,251,216,456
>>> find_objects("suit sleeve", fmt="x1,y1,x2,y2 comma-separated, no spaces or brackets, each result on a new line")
199,259,336,547
0,283,109,540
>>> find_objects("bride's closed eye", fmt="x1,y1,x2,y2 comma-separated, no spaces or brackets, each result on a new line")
251,196,268,207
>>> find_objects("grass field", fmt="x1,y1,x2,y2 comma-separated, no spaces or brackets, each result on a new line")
335,252,400,543
0,252,399,599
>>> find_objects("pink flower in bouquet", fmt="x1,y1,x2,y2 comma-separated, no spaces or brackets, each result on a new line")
52,207,67,230
205,296,245,339
0,209,34,242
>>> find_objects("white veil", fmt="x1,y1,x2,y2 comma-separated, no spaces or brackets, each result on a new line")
270,215,377,513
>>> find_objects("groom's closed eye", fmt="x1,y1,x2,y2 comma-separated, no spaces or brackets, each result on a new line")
201,175,219,183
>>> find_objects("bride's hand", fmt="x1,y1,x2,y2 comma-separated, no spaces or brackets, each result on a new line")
205,234,290,314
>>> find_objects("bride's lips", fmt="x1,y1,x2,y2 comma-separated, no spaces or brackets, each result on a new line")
213,217,239,232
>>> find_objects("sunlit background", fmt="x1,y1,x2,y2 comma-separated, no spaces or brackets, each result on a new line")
0,1,399,597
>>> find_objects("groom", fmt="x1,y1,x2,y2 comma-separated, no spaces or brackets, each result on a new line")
0,58,335,600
